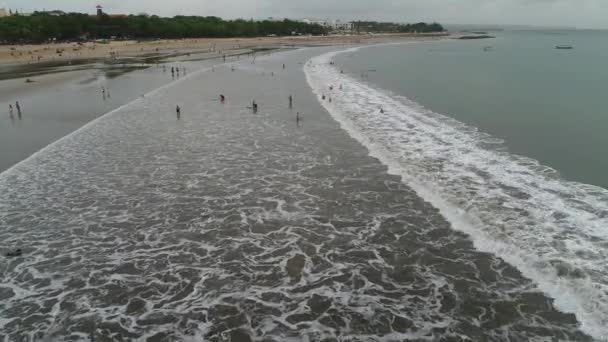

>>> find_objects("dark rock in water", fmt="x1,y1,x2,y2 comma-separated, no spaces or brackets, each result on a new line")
286,254,306,279
458,35,496,40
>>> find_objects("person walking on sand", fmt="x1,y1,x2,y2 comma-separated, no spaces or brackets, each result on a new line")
176,105,181,119
289,95,293,108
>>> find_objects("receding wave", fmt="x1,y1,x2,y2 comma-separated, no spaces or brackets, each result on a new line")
305,46,608,339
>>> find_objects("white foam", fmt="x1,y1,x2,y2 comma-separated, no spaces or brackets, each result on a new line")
305,45,608,339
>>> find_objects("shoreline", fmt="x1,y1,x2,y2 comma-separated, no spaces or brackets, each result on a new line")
0,43,594,341
0,33,448,68
307,43,606,339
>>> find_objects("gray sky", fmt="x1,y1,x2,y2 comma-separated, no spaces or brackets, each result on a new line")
1,0,607,29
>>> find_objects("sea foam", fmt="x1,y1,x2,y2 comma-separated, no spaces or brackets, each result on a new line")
305,46,608,339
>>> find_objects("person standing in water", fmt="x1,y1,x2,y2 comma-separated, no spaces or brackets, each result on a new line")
220,94,225,103
176,105,181,119
289,95,293,108
15,101,21,116
252,100,258,113
9,104,14,119
296,112,301,125
283,63,286,69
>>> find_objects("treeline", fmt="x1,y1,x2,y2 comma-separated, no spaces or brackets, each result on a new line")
353,21,445,33
0,13,328,44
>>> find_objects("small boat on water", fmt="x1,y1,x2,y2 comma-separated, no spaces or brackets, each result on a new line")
556,45,573,50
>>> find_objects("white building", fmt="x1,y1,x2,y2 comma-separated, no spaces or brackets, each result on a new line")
0,8,8,17
332,20,354,31
302,18,353,32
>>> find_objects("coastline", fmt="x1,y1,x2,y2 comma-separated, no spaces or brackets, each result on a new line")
0,34,441,173
305,43,607,339
0,33,447,68
0,44,593,341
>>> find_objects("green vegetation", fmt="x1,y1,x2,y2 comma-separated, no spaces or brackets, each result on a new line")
353,21,445,33
0,13,327,44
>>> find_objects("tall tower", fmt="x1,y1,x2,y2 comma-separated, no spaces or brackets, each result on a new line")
96,5,103,16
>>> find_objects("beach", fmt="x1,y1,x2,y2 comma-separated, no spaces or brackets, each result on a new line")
0,34,441,174
0,33,444,66
0,43,594,341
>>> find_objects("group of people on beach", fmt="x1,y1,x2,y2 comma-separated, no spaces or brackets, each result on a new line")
7,101,22,120
320,70,385,114
175,93,301,122
164,66,186,78
173,61,304,124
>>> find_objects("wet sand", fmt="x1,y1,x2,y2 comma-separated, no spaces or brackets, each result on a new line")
0,36,440,174
0,56,218,173
0,34,444,67
0,46,591,341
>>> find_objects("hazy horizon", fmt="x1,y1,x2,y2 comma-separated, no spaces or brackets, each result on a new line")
1,0,607,30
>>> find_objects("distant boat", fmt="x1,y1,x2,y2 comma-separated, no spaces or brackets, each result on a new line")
483,46,493,51
555,45,573,50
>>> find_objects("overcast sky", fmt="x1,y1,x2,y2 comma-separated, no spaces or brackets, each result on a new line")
1,0,607,29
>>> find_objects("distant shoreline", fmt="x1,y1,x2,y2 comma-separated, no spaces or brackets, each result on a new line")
0,33,448,68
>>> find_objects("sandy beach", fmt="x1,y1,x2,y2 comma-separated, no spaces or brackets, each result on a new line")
0,33,446,67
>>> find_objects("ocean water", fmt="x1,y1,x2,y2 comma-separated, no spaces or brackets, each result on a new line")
334,30,608,189
309,32,608,339
0,44,602,341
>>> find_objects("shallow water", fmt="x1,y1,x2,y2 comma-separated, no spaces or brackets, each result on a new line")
0,58,216,173
0,47,593,341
